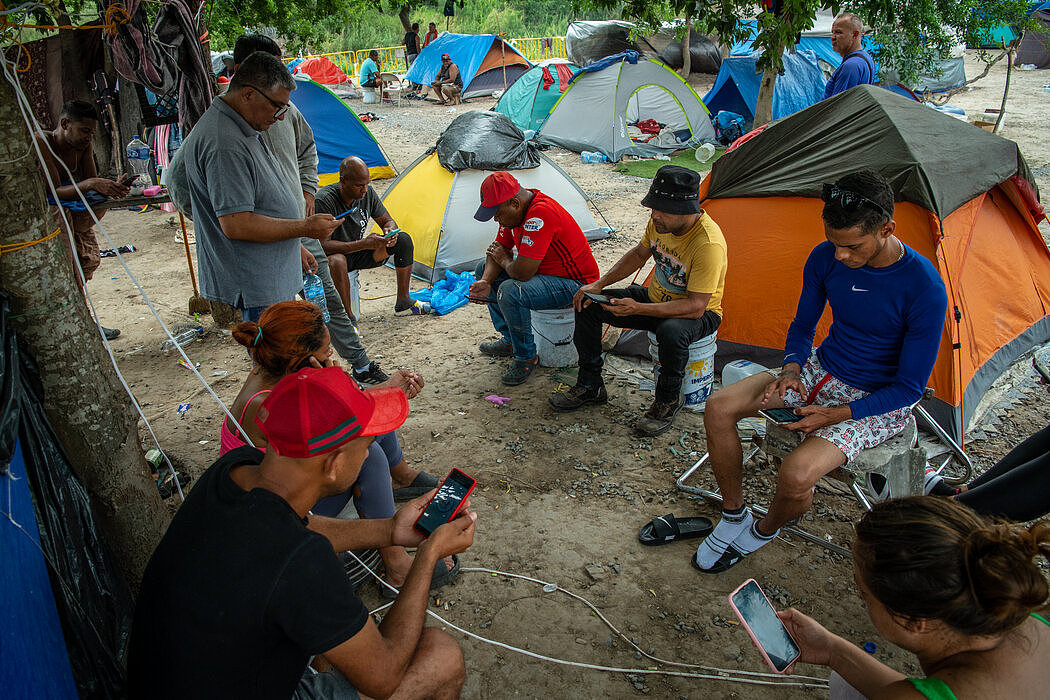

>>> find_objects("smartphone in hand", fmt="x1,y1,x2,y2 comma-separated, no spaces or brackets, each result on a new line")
728,579,801,673
758,407,800,425
583,291,611,305
413,468,477,537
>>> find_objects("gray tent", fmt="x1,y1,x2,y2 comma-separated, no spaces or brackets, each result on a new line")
537,55,716,161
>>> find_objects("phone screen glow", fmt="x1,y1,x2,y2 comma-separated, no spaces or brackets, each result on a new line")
731,580,800,672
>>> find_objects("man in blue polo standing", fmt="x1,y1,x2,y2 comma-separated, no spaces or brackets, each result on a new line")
822,13,877,99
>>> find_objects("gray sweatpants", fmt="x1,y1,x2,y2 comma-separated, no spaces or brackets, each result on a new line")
301,237,369,370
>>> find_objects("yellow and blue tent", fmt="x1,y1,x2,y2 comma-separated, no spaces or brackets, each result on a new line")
288,76,396,185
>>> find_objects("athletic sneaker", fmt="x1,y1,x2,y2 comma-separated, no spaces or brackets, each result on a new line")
549,383,608,412
394,299,431,316
352,362,390,385
479,339,513,357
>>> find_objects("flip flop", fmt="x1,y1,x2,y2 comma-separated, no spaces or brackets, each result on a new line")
637,513,713,546
393,471,440,502
690,545,746,574
380,554,460,599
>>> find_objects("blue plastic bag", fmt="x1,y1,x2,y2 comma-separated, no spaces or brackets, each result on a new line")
409,269,474,315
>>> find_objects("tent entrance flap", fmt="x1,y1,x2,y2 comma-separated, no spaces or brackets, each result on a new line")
626,85,692,142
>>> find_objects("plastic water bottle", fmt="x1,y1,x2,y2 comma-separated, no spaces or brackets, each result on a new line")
721,359,768,386
580,151,609,164
125,135,151,192
303,273,330,322
161,327,203,353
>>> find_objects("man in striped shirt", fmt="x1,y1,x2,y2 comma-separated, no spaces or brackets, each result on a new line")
469,171,600,386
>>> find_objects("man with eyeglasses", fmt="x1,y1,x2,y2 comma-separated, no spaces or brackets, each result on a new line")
175,50,343,323
689,170,947,574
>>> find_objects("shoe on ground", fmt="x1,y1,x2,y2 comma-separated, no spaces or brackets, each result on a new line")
102,326,121,340
501,356,538,386
549,383,608,412
636,397,684,437
479,339,513,357
352,362,390,385
394,299,431,316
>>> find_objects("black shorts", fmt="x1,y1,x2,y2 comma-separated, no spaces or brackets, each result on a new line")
361,78,378,88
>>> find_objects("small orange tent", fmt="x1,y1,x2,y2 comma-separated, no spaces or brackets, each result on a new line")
700,85,1049,441
294,56,351,85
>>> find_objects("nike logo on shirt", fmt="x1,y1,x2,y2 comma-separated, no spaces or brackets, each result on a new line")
852,285,869,292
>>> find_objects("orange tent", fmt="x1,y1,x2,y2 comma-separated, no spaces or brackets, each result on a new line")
700,85,1050,441
294,56,351,85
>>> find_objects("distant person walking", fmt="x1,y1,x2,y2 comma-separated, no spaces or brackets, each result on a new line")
822,13,877,99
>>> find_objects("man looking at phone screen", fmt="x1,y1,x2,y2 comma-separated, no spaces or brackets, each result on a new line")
550,165,727,437
315,155,432,317
128,366,476,699
468,170,600,386
693,170,947,573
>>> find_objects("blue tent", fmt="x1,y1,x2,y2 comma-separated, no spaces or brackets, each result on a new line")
288,77,396,184
703,51,828,125
405,33,532,99
730,18,845,68
493,59,579,132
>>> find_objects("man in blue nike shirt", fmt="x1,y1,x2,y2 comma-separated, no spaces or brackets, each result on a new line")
693,170,947,573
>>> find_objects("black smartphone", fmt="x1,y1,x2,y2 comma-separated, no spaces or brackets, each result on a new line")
728,579,801,674
583,291,611,304
759,407,800,425
118,173,134,185
464,294,491,304
413,468,477,537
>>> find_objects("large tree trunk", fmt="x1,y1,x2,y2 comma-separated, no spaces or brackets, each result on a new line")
753,68,778,127
681,12,692,78
0,74,169,588
398,4,412,33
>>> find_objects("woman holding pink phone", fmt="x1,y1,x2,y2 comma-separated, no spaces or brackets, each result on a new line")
778,497,1049,699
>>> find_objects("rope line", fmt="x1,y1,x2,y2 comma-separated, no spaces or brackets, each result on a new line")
0,226,59,255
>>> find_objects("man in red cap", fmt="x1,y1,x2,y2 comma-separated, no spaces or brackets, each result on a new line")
128,366,476,699
468,171,600,385
430,53,462,104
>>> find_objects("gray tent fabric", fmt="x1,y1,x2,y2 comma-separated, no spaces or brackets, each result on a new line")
1015,10,1050,69
705,85,1037,219
436,111,541,172
538,57,716,161
566,20,640,66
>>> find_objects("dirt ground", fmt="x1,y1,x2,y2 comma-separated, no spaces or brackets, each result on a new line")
90,52,1050,698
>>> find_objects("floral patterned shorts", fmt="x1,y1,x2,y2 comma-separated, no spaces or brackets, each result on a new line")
782,350,911,463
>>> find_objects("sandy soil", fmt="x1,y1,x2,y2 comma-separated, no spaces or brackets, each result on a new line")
91,52,1050,698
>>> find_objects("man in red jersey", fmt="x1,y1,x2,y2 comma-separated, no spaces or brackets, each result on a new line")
469,171,600,385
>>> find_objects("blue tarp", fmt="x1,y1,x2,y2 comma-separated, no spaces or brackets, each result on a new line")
405,33,529,92
288,77,394,180
703,51,828,124
409,270,474,315
730,19,849,68
1,440,79,699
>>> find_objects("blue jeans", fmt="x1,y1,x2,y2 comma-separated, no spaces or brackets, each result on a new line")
240,305,267,323
474,261,583,361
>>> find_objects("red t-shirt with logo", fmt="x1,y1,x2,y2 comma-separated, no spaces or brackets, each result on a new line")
494,190,600,283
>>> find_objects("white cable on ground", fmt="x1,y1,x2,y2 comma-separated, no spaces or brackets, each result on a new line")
2,50,259,501
348,553,829,690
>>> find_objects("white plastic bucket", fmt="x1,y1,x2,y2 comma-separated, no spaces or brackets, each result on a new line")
721,359,768,386
361,87,378,104
531,307,578,367
648,331,718,411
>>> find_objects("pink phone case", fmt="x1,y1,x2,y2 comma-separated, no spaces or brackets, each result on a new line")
727,578,800,674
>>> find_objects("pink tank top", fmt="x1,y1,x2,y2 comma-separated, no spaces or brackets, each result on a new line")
219,389,271,455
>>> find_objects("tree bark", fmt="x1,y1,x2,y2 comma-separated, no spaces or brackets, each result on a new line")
0,74,169,589
681,12,692,78
753,68,778,127
398,4,412,33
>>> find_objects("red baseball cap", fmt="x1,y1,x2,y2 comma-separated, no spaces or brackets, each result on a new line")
255,366,408,458
441,53,451,60
475,171,521,221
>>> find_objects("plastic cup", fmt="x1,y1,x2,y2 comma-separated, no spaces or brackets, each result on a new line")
695,143,716,162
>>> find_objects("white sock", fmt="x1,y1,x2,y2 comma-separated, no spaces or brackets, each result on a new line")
695,507,753,569
731,520,780,556
356,363,370,374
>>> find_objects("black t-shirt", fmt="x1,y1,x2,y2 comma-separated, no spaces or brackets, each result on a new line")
313,182,388,243
404,31,419,55
127,447,368,699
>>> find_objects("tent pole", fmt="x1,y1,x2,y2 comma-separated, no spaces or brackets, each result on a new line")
497,10,507,92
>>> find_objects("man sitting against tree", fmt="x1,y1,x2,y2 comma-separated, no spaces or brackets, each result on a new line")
36,100,129,339
550,166,726,437
128,366,476,699
693,170,947,573
314,155,431,317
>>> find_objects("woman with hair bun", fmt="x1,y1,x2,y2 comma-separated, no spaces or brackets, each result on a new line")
779,497,1050,698
221,300,457,594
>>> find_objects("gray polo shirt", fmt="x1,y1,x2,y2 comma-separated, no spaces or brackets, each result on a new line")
180,98,303,308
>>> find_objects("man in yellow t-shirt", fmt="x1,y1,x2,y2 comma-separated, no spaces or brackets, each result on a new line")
550,166,727,436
